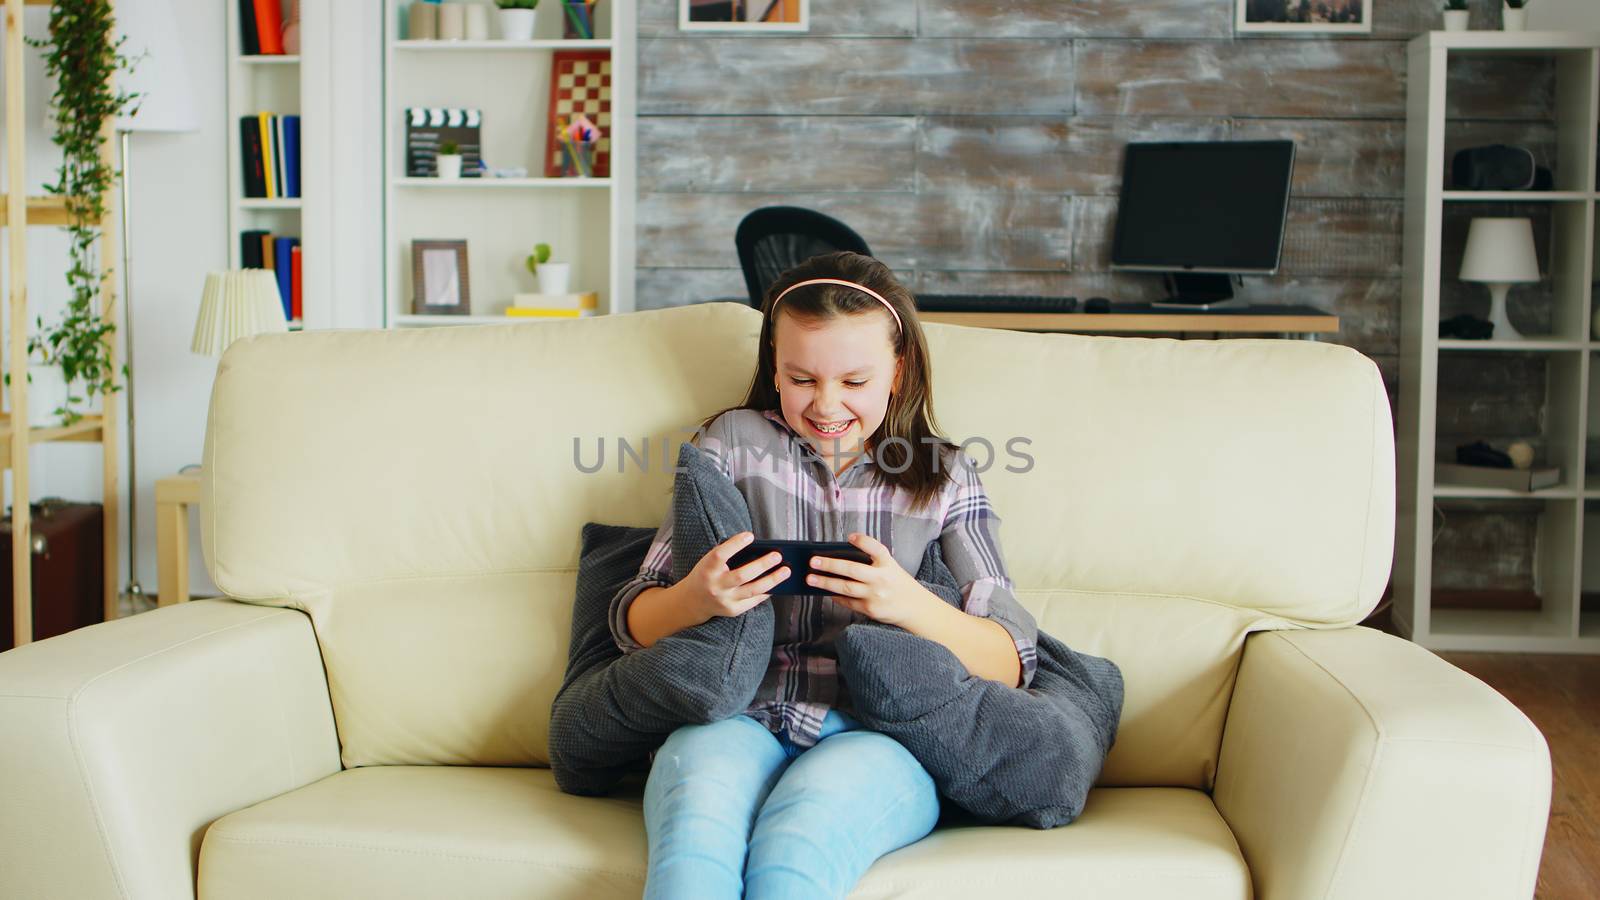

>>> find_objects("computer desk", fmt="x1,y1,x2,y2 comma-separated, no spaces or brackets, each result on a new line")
917,303,1339,341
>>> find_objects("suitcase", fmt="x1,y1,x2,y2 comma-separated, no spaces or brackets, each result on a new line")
1,498,105,650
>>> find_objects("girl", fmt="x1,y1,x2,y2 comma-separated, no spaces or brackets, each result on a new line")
607,251,1040,899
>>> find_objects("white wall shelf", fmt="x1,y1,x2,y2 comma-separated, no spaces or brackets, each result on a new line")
225,1,328,329
382,2,635,326
394,39,612,51
391,177,612,189
1397,32,1600,654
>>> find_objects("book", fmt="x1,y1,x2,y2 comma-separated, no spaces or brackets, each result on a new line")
241,229,269,268
240,116,267,197
238,0,260,55
272,114,287,199
273,237,297,319
290,244,302,321
261,232,275,270
252,0,284,55
282,115,301,198
258,113,277,198
512,291,598,311
505,308,590,318
1435,462,1561,492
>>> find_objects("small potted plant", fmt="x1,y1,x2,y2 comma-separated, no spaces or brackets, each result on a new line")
496,0,539,41
525,243,570,295
1502,0,1530,31
436,139,462,180
1443,0,1470,31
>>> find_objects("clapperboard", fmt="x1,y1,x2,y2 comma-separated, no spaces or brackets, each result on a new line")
406,108,484,177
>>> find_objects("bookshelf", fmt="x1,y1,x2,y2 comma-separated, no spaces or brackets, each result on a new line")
382,1,636,326
1,0,122,643
226,0,317,331
1396,31,1600,652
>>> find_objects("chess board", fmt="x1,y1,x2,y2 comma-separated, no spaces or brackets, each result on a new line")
545,50,612,179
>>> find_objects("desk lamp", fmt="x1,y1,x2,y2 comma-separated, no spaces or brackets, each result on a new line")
1459,217,1540,340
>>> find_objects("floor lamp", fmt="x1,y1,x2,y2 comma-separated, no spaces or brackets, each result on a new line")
112,0,197,608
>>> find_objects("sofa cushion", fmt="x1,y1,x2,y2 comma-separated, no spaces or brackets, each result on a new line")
197,767,1251,900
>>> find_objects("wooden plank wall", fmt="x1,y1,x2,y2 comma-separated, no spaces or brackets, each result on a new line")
635,0,1567,593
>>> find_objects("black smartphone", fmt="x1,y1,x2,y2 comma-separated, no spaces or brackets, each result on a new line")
726,539,873,596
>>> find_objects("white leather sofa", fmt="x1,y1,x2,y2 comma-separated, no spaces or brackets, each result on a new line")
0,302,1550,899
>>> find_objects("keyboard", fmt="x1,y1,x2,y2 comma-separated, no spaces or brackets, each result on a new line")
915,294,1078,314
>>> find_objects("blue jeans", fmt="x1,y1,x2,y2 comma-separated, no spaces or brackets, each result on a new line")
642,709,941,899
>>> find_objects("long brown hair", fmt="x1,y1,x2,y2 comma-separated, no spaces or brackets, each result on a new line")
701,251,958,514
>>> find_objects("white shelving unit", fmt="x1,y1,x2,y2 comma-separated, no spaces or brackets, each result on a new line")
1397,31,1600,652
382,2,635,327
225,2,325,332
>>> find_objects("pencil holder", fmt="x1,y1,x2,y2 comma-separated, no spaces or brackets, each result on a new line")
562,0,599,39
559,139,599,178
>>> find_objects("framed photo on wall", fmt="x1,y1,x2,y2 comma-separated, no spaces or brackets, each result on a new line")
1237,0,1371,33
411,239,471,315
679,0,809,32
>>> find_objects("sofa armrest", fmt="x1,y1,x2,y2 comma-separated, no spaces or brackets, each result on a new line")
0,599,341,900
1213,627,1550,900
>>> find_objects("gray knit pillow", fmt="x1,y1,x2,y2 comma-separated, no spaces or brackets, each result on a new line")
837,616,1124,829
549,442,771,795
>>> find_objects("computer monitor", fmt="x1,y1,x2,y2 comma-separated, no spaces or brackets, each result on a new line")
1110,140,1296,309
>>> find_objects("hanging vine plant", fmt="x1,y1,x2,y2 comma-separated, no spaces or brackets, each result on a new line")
17,0,141,425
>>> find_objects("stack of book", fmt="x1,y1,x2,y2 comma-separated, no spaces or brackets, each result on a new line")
238,0,287,55
507,293,599,319
240,230,302,323
240,112,301,199
1435,462,1562,492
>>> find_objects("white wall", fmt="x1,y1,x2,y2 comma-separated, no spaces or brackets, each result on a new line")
3,3,382,603
1529,0,1600,32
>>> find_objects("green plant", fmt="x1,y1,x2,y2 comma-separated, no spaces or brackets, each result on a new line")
525,243,552,275
439,139,460,155
496,0,539,9
1444,0,1467,10
15,0,140,424
1504,0,1530,7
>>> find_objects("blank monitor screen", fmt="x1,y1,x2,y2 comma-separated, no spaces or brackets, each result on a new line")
1110,141,1295,274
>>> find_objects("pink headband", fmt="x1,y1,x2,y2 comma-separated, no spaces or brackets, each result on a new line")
770,278,903,336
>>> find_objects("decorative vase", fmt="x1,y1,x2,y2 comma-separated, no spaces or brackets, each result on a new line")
408,2,438,39
465,3,490,40
282,0,302,53
1443,9,1469,30
537,262,572,295
499,8,536,40
1502,4,1527,30
438,2,466,39
437,154,463,179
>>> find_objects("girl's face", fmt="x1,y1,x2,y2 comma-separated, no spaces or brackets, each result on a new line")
771,308,901,473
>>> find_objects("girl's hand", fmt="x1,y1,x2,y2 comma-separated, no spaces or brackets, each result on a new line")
684,531,789,621
806,532,931,628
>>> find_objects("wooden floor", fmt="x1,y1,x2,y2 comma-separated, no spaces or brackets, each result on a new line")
1363,607,1600,899
1442,650,1600,899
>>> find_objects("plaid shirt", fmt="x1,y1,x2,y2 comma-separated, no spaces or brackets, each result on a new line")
609,408,1039,749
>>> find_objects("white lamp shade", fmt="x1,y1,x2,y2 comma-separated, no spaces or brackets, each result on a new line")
191,270,288,357
1459,217,1541,284
113,0,199,132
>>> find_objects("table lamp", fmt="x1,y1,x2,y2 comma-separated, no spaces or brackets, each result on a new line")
1459,217,1541,340
191,270,288,357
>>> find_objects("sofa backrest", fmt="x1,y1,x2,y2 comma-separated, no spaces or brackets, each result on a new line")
203,302,1393,788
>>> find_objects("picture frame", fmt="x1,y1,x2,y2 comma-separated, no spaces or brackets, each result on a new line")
679,0,808,32
411,239,471,315
1236,0,1371,33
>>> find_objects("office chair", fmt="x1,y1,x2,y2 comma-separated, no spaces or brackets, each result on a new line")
734,206,872,308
